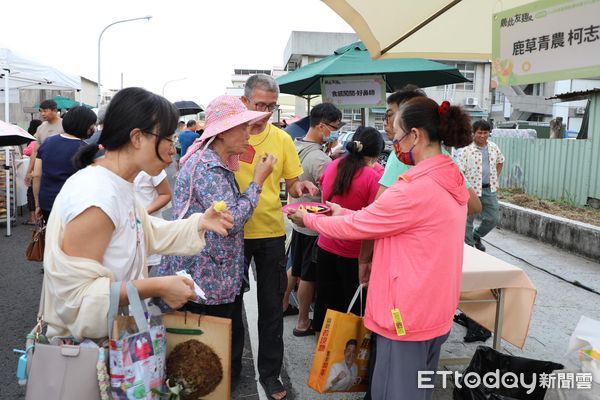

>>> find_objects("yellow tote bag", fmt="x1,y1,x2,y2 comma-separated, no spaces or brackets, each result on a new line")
308,284,371,393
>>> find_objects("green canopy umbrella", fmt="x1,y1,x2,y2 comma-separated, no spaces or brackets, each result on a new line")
33,95,94,110
276,41,468,96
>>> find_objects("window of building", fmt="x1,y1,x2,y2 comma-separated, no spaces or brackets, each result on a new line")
372,112,385,131
527,113,545,122
339,109,385,131
233,69,271,76
437,62,476,91
341,108,363,132
491,88,505,105
523,83,544,96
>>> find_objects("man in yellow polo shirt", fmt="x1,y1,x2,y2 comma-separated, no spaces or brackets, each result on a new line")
236,74,317,400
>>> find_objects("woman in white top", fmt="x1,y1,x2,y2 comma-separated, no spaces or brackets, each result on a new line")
134,169,172,273
42,87,233,339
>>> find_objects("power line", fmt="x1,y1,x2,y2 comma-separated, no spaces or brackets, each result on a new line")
482,238,600,296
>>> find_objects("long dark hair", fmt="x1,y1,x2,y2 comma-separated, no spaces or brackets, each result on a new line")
330,126,383,197
73,87,179,169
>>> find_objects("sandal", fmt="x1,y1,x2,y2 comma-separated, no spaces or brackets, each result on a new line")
260,377,287,400
292,319,315,337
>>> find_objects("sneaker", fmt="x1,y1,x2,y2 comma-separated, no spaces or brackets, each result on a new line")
474,236,486,252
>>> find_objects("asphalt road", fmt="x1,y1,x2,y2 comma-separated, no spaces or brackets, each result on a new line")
0,216,43,399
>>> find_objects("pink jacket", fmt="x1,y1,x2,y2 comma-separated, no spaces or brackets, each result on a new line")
304,154,468,341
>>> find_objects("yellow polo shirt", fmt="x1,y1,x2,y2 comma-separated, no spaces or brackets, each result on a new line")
234,124,303,239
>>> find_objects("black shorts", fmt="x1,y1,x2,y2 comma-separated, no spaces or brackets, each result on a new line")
289,230,318,282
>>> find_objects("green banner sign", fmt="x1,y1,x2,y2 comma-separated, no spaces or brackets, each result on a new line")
492,0,600,87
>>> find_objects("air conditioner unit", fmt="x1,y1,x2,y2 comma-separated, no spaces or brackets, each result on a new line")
575,106,586,115
464,97,479,106
353,114,362,121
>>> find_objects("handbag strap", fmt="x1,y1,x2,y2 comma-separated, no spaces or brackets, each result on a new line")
37,279,46,319
108,282,149,339
346,283,365,316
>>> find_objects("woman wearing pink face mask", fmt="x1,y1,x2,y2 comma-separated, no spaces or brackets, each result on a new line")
289,97,472,400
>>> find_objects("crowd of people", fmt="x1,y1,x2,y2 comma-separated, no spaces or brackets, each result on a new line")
25,73,505,400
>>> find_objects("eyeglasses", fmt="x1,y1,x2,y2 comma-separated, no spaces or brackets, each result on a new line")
323,122,341,131
384,110,395,122
145,132,176,149
248,100,279,112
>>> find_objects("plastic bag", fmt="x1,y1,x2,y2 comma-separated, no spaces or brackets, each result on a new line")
453,346,563,400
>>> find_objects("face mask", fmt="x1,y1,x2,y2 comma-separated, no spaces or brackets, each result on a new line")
324,130,339,143
393,132,416,166
397,145,416,165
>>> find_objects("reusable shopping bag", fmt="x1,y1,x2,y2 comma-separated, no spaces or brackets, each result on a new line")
23,281,109,400
308,284,371,393
108,282,166,399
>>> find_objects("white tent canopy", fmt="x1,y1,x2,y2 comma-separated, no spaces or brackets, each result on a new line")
0,48,81,91
0,48,81,236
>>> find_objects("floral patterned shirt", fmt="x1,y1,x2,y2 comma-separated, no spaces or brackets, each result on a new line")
457,141,505,196
158,148,261,305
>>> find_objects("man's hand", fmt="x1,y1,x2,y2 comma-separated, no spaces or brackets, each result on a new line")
334,370,347,384
292,180,319,197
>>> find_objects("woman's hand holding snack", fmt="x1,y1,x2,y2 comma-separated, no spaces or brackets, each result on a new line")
199,205,233,236
253,152,277,186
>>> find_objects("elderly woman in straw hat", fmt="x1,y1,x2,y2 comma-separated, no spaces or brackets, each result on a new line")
158,95,276,379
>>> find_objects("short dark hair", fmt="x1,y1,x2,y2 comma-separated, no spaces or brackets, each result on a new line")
186,120,197,128
309,103,342,127
345,339,357,349
472,119,492,132
387,85,426,106
27,119,42,135
62,106,97,139
178,120,186,125
39,99,57,111
73,87,179,169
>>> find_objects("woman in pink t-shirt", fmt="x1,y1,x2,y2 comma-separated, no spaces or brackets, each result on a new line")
312,126,384,332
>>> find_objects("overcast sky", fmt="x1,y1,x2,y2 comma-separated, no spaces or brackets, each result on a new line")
1,0,353,106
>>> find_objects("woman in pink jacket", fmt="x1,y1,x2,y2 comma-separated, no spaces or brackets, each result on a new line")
290,97,472,400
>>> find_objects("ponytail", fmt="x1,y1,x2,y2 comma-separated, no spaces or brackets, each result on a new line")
72,143,101,170
399,97,472,148
331,126,383,197
438,103,473,148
